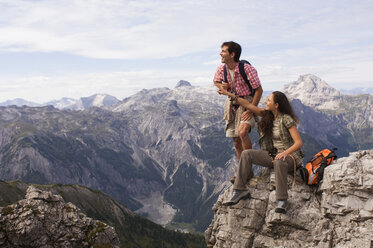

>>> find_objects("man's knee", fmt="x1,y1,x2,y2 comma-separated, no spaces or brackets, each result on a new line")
238,124,251,139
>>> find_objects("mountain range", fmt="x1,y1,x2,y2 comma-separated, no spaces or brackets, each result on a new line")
0,74,371,233
0,94,120,110
1,80,371,110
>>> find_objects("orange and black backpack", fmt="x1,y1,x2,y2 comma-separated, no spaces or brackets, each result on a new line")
299,148,337,185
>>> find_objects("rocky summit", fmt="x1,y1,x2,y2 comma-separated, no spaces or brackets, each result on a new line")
205,149,373,247
0,186,120,248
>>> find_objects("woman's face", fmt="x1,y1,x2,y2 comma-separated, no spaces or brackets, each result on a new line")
265,93,277,111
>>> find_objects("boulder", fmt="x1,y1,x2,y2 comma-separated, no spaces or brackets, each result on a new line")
0,186,120,248
205,150,373,248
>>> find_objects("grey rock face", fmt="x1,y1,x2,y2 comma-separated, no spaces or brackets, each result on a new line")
205,150,373,248
0,186,120,248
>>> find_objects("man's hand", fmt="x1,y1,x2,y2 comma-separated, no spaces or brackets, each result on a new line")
217,87,229,96
221,82,229,90
216,82,230,95
214,81,228,88
241,110,252,122
213,81,222,88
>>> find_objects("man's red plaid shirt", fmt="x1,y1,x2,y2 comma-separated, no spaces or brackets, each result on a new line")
213,63,261,96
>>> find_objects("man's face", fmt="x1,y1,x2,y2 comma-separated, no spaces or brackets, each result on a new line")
220,46,234,64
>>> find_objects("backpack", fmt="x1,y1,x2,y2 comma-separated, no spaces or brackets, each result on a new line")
223,60,255,96
299,148,337,185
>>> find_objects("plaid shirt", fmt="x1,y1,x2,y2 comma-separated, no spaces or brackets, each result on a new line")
259,113,304,166
214,62,261,96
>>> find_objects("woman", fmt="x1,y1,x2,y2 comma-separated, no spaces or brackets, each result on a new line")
218,88,303,213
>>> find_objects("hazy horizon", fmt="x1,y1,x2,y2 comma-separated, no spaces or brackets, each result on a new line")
1,76,372,105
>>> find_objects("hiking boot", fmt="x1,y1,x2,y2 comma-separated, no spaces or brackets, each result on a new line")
230,176,236,184
275,200,287,214
223,189,250,206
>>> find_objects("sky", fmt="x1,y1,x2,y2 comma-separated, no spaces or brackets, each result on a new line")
0,0,372,103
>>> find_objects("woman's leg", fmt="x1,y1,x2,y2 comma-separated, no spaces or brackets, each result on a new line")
233,149,273,190
273,156,294,200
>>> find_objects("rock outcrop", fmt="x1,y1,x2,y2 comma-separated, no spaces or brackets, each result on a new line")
205,150,373,247
0,186,120,248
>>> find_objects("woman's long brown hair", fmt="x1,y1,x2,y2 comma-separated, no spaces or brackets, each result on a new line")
258,91,298,137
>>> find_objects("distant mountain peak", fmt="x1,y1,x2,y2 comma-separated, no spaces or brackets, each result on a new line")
175,80,192,88
283,74,341,110
0,98,41,107
80,94,119,109
285,74,340,95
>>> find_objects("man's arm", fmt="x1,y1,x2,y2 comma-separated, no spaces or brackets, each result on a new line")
214,81,222,88
214,81,229,92
251,85,263,106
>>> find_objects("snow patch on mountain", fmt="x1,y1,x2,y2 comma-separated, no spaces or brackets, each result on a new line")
50,94,120,110
45,97,77,109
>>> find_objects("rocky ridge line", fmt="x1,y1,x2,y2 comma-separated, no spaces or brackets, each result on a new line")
205,150,373,247
0,186,120,248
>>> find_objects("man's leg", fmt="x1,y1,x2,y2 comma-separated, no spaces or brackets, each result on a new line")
238,122,252,151
233,137,243,160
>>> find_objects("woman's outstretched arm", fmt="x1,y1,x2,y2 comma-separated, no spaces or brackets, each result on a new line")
217,87,265,116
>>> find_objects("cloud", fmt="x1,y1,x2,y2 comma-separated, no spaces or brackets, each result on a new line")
1,0,370,60
0,0,372,101
0,0,230,59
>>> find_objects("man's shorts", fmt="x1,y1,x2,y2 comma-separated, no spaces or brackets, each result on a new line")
226,108,256,138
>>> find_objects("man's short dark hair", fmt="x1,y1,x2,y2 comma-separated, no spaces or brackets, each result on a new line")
221,41,241,62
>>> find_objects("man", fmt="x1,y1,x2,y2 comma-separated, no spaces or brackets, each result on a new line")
214,41,263,163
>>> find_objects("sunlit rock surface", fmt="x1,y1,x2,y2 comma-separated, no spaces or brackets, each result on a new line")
205,150,373,248
0,186,120,248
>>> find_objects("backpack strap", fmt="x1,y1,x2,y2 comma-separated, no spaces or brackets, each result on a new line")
223,65,228,84
224,60,255,96
317,148,338,184
317,159,328,184
238,60,255,96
